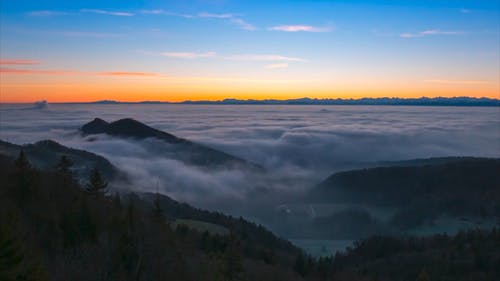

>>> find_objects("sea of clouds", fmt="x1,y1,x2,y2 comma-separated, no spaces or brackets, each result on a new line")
0,103,499,215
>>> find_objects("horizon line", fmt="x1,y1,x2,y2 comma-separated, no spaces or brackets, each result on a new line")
1,96,499,105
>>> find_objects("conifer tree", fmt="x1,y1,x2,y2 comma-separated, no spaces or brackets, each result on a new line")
56,155,74,188
416,268,430,281
151,183,165,221
86,167,108,196
12,150,35,205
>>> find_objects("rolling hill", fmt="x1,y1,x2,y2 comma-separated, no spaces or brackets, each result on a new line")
81,118,264,171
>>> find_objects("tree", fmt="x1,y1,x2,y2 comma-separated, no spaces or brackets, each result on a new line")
219,233,245,281
56,155,73,175
0,224,47,281
56,155,74,188
14,150,31,171
12,150,35,206
294,252,307,277
86,167,108,196
152,191,164,220
416,268,430,281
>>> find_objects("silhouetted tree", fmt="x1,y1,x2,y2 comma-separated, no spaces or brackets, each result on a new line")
294,252,308,277
56,155,74,188
416,268,430,281
220,233,245,281
12,150,35,206
152,190,164,220
86,167,108,196
0,224,47,281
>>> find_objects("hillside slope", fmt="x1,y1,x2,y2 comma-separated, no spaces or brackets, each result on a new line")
81,118,263,171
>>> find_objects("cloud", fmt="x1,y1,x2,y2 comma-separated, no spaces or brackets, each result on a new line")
28,10,69,17
269,25,332,33
81,9,134,17
226,54,307,62
228,18,256,31
0,68,82,75
56,30,123,38
0,59,40,65
198,12,234,19
198,12,256,30
1,67,162,77
97,72,162,77
460,8,471,14
424,79,489,85
1,104,499,233
265,63,289,69
160,52,216,59
400,29,464,38
140,9,194,18
1,105,498,197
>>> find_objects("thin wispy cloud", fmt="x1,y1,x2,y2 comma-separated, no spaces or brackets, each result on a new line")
228,18,256,31
57,30,122,38
226,54,307,62
198,12,256,30
28,10,69,17
0,67,162,77
140,9,194,18
265,63,289,69
269,25,332,33
0,68,82,75
0,59,40,65
424,79,489,85
161,52,216,59
198,12,234,19
400,29,464,38
98,72,161,77
460,8,471,14
81,9,134,17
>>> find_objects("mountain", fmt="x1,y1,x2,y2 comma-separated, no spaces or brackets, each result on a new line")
0,149,304,281
0,139,119,181
307,157,500,232
81,118,263,171
311,157,500,206
85,97,500,106
2,150,499,281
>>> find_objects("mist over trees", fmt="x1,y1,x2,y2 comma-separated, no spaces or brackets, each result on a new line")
1,150,500,281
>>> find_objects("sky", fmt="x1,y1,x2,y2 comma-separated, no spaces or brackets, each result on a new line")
0,0,499,102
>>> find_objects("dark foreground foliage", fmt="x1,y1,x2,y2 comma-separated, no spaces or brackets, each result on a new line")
0,153,302,281
1,151,499,281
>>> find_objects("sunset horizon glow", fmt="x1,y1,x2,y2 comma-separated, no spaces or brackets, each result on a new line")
1,0,499,103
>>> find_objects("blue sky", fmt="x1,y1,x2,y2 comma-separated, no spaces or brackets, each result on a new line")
0,0,499,102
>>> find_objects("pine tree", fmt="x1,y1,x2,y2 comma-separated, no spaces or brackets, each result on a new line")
294,252,307,277
151,183,165,221
221,233,245,281
152,191,163,220
56,155,74,188
416,268,430,281
12,150,35,206
0,224,47,281
86,167,108,196
56,155,73,175
14,150,31,171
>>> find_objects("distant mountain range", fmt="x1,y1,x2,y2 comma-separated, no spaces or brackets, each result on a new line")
81,97,500,106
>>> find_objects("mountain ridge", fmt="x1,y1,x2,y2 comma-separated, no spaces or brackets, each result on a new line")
0,139,120,181
69,97,500,106
80,118,264,171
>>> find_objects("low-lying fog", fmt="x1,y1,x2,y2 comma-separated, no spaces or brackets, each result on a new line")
1,103,499,254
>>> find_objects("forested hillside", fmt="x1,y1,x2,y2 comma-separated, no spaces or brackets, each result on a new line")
1,151,499,281
0,152,302,281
